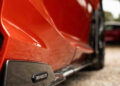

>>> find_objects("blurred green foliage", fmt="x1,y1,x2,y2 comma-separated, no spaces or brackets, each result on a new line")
104,11,120,22
104,11,114,21
104,0,120,22
114,14,120,21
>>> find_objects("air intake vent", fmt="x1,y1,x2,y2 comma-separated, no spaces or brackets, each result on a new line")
0,33,3,50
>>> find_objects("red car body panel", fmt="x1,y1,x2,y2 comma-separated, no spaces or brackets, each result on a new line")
0,0,99,71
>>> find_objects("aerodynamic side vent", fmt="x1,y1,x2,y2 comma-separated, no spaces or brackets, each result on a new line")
0,32,4,50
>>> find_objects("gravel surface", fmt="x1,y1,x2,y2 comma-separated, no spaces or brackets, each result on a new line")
58,45,120,86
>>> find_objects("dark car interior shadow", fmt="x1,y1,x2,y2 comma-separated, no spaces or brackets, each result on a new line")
106,41,120,46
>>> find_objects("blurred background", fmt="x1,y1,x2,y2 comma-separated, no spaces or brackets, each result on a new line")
103,0,120,22
104,0,120,44
58,0,120,86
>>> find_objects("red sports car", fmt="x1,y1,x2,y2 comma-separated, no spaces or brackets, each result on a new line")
0,0,104,86
105,22,120,42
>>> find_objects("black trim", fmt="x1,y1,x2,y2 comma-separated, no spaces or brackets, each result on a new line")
2,60,55,86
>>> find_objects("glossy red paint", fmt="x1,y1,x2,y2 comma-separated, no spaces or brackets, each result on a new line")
0,0,100,71
91,0,99,8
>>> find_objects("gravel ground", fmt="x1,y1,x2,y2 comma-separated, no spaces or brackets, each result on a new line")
58,45,120,86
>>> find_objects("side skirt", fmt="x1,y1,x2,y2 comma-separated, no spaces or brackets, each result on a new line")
49,61,93,86
1,60,93,86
